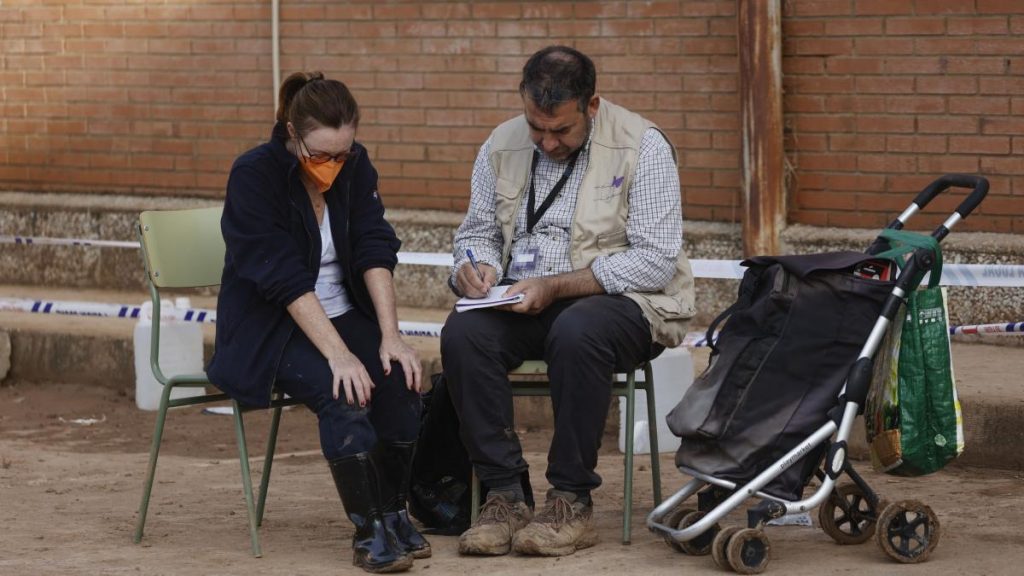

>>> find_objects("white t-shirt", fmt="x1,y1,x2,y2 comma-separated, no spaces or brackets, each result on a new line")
315,206,354,318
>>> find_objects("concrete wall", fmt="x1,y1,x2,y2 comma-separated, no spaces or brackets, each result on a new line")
2,192,1021,328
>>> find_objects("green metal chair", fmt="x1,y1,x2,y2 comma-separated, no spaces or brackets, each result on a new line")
132,207,299,557
470,360,661,544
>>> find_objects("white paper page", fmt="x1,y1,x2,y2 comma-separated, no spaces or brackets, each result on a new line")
455,285,524,312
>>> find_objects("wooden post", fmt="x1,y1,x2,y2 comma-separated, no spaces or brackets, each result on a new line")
737,0,785,257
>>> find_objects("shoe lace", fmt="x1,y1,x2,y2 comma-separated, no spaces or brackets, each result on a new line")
478,494,516,526
534,495,576,529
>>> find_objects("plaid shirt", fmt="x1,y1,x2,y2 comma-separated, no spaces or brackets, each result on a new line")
452,122,682,294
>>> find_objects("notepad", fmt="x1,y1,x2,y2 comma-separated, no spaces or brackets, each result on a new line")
455,285,524,313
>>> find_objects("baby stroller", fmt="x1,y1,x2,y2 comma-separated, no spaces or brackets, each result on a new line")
647,175,989,574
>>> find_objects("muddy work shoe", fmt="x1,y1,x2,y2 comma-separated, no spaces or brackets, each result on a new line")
512,489,598,556
458,492,532,556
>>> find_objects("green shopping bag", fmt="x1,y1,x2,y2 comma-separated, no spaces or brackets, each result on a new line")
865,230,964,476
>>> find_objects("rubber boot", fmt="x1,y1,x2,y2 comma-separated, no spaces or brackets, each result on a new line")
329,453,413,573
374,441,433,559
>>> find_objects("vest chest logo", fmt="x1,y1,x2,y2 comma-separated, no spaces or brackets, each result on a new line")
595,174,627,202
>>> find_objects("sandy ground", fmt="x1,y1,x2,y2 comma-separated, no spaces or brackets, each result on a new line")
2,345,1024,575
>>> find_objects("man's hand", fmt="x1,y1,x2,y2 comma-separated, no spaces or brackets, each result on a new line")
455,261,497,298
503,277,556,315
379,334,423,393
500,269,604,315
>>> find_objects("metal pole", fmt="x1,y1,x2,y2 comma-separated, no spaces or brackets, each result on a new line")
737,0,785,257
272,0,281,117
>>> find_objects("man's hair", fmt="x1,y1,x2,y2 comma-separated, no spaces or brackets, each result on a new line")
519,46,596,114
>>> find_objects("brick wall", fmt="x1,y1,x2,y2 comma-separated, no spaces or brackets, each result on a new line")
0,1,1020,233
783,0,1024,232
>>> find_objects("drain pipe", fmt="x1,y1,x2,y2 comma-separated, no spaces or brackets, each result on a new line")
272,0,281,115
737,0,785,257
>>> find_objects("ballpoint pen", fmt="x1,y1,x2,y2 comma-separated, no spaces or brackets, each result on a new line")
466,249,485,282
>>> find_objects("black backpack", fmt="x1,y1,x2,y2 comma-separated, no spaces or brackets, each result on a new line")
667,252,895,500
408,374,533,534
408,374,473,535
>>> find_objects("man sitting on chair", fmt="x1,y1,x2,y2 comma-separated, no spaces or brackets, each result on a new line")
440,45,696,557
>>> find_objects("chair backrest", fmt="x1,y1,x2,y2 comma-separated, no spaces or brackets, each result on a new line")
139,207,224,289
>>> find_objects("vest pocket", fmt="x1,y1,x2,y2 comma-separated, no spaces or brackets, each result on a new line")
644,292,695,320
494,176,523,247
495,176,523,199
596,186,623,202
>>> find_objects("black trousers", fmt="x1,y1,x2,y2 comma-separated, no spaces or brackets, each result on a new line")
441,295,657,494
275,309,422,461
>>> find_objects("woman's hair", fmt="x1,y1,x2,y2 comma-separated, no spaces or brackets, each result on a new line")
275,71,360,136
519,46,596,114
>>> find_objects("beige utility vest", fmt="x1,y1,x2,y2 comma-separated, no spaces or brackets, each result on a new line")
487,99,696,347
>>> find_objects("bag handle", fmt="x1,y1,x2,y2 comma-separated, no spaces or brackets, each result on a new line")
875,229,943,289
704,264,763,355
704,301,738,355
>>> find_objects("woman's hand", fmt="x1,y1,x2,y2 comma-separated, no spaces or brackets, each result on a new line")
379,334,423,393
361,267,423,393
327,350,374,407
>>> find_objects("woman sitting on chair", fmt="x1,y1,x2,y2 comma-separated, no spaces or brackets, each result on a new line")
206,71,427,573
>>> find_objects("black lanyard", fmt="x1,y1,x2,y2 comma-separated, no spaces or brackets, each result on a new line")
526,149,581,234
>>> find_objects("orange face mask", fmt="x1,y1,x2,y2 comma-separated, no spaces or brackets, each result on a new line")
300,157,344,194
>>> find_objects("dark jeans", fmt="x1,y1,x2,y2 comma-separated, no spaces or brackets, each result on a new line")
440,295,658,494
275,309,421,461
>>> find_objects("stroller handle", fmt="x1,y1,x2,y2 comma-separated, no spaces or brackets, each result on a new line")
873,174,990,251
912,173,989,219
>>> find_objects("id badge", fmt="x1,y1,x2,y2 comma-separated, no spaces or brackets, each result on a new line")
509,247,541,274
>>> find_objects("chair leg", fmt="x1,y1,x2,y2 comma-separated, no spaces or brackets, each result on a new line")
622,372,636,545
133,384,175,543
644,363,662,505
470,470,481,524
256,404,284,527
232,401,262,557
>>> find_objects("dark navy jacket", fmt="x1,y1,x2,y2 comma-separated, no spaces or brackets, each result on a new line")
206,123,401,407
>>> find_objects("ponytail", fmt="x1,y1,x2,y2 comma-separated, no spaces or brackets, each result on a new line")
275,71,359,136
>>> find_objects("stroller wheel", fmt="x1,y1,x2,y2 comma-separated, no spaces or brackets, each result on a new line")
725,528,771,574
819,483,887,545
677,510,721,556
661,506,695,552
712,526,743,569
875,500,941,563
